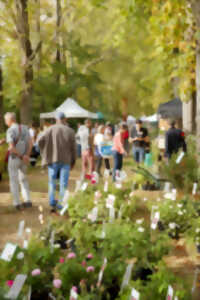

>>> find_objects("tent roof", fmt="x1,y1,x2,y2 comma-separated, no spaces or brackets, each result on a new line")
158,98,182,119
141,114,158,122
40,98,98,119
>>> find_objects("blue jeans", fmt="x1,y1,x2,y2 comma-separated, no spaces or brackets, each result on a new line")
133,147,145,163
48,163,70,207
113,151,123,182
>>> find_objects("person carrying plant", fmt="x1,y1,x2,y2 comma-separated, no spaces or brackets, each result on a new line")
164,120,187,160
129,119,149,164
112,123,127,182
38,112,76,213
4,112,33,210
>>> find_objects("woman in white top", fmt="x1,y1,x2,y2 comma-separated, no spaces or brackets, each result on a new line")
94,125,111,176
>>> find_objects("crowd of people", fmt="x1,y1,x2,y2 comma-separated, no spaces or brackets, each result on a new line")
0,111,187,213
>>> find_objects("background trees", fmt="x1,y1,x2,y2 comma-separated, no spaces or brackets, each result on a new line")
0,0,200,134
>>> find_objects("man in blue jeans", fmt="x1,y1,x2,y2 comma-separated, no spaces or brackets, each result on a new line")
38,112,76,212
129,120,149,164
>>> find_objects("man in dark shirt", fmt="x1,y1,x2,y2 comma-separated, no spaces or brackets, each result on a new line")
165,121,187,159
129,119,149,163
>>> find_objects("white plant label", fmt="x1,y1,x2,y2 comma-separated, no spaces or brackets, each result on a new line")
166,285,173,300
106,194,115,209
131,288,140,300
70,289,78,299
5,274,27,299
121,262,134,291
81,182,88,191
75,180,81,193
109,207,115,223
104,180,108,192
171,189,177,201
193,183,198,195
151,211,160,230
118,204,124,219
88,207,98,222
63,190,70,204
1,243,17,262
176,151,185,164
60,203,69,216
23,240,28,249
164,182,171,192
97,258,107,287
17,220,25,238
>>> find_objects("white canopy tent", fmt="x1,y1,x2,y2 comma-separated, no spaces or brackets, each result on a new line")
40,98,98,119
140,114,158,123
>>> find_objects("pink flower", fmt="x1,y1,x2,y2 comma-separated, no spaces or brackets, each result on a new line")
59,257,65,263
72,286,78,293
67,252,76,259
81,260,87,267
86,253,93,260
31,269,41,276
6,280,14,287
86,266,95,273
53,279,62,289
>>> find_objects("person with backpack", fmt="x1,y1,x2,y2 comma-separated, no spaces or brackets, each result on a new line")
165,120,187,160
4,112,33,210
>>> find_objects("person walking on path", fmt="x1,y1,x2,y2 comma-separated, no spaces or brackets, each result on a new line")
38,112,76,212
94,125,111,176
129,119,149,164
4,112,32,210
112,123,127,182
165,120,187,160
79,119,95,180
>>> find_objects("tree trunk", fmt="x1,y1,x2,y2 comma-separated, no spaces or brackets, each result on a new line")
191,0,200,152
55,0,62,83
0,63,4,133
16,0,34,124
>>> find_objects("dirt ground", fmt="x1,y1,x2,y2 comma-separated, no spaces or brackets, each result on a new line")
0,159,82,249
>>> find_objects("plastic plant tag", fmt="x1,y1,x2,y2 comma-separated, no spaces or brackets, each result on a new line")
70,288,78,300
174,297,178,300
130,288,140,300
1,243,17,262
97,258,107,287
104,180,108,192
23,240,28,249
118,204,124,219
121,262,134,291
193,183,198,195
60,204,69,216
17,220,25,238
109,207,115,223
5,274,27,299
176,151,185,164
106,194,116,208
63,190,69,204
166,285,173,300
164,182,171,192
49,293,56,300
151,212,160,230
75,180,81,193
81,182,88,191
171,189,177,201
88,207,98,222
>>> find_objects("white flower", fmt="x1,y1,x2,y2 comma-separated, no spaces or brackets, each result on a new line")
169,223,177,230
129,192,134,197
178,211,183,216
157,198,161,202
143,198,147,202
196,237,200,242
53,244,60,249
196,228,200,234
183,209,187,214
138,227,145,233
169,205,173,209
136,219,144,225
17,252,24,260
177,204,183,208
41,236,46,241
127,201,131,205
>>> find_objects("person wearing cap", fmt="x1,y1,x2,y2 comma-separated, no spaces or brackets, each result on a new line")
165,120,187,160
38,112,76,212
129,119,149,164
